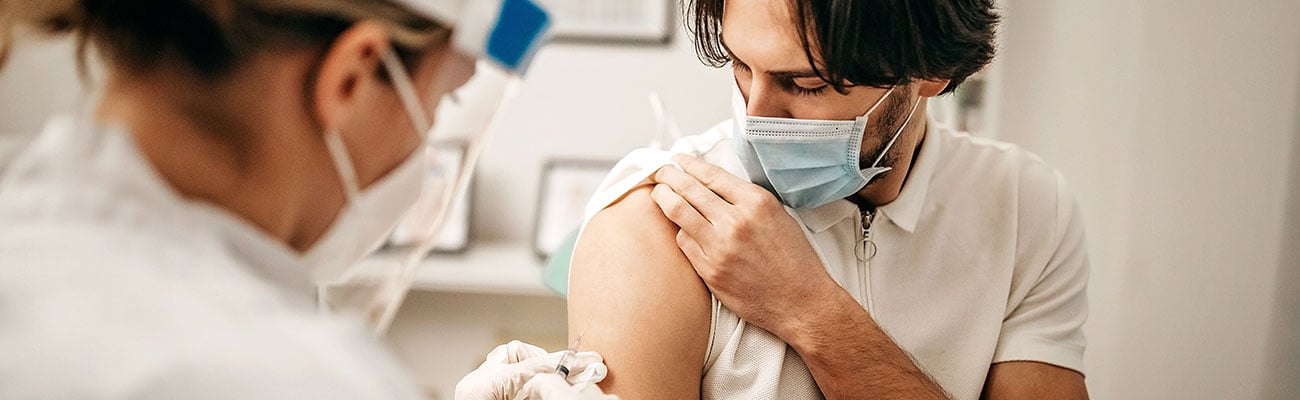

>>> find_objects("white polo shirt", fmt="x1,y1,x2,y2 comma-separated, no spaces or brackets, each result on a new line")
583,117,1089,400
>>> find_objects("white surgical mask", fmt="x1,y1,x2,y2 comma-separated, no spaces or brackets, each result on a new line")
303,50,434,285
303,131,426,284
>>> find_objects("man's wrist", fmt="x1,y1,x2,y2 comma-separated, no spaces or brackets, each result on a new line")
779,283,868,356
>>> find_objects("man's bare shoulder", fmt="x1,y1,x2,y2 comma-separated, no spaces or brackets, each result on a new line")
568,185,711,399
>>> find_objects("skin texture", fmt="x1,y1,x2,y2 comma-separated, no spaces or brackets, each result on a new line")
568,186,712,399
983,362,1089,400
93,22,473,252
572,0,1090,398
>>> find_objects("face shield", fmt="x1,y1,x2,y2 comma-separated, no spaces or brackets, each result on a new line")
318,0,550,334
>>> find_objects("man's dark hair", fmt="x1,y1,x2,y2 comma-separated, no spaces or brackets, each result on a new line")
687,0,999,95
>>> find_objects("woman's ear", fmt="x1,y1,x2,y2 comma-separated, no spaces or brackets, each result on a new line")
918,78,952,98
311,22,391,132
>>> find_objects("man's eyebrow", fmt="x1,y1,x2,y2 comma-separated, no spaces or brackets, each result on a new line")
721,39,822,80
720,39,747,67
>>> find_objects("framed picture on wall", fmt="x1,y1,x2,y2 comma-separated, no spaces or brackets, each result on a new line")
388,142,474,254
533,159,617,259
539,0,676,44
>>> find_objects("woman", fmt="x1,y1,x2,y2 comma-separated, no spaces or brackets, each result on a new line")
0,1,606,398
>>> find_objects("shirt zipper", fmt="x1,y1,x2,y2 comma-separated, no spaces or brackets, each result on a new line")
856,209,877,315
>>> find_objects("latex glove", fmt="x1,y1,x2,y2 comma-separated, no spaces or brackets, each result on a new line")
520,373,619,400
455,340,607,400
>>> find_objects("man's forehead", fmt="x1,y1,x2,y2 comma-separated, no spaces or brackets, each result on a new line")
720,0,826,77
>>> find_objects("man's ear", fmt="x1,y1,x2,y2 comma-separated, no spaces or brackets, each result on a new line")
311,22,391,132
918,78,952,98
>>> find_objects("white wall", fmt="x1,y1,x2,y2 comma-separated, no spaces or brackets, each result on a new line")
0,37,90,165
468,37,731,243
997,0,1300,398
0,38,87,134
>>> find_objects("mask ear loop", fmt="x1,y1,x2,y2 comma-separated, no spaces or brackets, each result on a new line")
868,95,923,168
324,129,361,202
379,49,433,137
317,128,362,312
863,86,897,118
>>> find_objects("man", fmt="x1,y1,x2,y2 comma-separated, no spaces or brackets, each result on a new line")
568,0,1089,399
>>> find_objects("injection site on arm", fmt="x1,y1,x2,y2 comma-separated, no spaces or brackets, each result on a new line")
567,185,713,399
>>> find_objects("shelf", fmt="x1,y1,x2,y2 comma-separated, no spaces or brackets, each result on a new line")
359,242,558,298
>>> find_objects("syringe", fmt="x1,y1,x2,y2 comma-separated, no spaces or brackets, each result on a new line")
555,332,584,377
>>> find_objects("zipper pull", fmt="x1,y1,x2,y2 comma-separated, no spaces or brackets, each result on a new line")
856,210,878,261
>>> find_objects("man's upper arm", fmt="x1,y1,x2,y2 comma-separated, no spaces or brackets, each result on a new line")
982,361,1087,400
568,186,712,399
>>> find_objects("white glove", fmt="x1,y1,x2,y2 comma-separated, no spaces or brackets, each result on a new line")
455,340,608,400
521,373,619,400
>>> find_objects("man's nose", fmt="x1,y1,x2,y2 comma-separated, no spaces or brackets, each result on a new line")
742,80,792,119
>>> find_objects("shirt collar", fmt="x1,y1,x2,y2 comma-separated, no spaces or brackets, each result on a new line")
794,116,942,234
876,117,942,233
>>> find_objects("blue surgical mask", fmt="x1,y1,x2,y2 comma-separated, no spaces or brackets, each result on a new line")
733,82,921,210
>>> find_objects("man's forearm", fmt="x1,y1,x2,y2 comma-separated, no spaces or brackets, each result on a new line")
785,289,952,400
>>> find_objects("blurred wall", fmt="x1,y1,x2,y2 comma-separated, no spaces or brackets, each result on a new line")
997,0,1300,398
467,37,731,243
0,38,86,135
1263,73,1300,399
0,37,88,165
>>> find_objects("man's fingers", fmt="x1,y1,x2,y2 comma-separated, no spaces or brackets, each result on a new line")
652,165,731,222
671,154,755,203
675,229,707,269
650,184,712,240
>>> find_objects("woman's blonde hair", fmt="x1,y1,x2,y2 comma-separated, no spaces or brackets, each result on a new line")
0,0,452,78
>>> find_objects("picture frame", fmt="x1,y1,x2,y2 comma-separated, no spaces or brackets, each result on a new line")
532,159,617,259
541,0,676,45
388,141,474,254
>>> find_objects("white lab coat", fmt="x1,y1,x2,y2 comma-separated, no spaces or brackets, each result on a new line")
0,116,425,399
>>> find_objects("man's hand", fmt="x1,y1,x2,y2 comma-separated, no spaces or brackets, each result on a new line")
649,154,842,338
650,154,951,400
